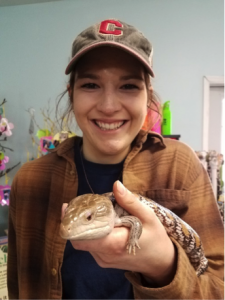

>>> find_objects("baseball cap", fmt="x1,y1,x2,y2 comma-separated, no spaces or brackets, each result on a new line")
65,19,154,77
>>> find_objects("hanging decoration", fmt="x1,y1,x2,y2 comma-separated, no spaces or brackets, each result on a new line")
0,185,11,206
40,136,54,153
0,99,20,206
53,131,75,147
26,100,75,158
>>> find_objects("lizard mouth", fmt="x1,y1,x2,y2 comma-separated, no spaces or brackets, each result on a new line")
63,224,113,240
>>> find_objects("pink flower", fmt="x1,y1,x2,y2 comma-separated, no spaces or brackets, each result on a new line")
0,118,14,136
0,156,9,170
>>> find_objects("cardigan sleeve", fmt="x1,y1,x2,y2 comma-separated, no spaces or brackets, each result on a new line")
125,148,224,299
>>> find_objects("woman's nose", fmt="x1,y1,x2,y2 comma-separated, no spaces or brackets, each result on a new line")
96,90,121,114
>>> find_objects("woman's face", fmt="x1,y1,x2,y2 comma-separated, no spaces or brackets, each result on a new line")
72,46,148,164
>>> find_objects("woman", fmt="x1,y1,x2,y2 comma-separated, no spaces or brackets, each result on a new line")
8,19,224,299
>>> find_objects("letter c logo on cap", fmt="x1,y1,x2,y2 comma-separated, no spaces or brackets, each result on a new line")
99,20,123,36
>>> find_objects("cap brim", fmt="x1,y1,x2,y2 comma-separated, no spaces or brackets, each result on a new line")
65,41,155,77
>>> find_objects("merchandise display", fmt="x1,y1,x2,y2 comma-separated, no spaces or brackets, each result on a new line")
162,101,172,135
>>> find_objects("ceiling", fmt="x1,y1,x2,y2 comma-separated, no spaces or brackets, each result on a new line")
0,0,62,7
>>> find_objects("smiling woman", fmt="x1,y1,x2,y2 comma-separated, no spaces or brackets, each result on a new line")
70,47,149,164
7,19,224,300
58,47,158,163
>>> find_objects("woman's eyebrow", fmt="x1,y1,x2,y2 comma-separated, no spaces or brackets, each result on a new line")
120,75,144,81
76,73,100,80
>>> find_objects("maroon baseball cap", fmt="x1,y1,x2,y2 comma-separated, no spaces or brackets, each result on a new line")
65,19,154,77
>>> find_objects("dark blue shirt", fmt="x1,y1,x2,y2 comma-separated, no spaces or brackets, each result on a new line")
61,142,134,299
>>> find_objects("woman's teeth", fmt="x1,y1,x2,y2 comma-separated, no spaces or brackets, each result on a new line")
95,121,124,130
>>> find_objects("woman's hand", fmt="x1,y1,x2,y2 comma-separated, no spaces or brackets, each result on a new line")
61,181,177,287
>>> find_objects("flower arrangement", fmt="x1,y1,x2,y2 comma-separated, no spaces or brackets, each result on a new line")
0,99,20,206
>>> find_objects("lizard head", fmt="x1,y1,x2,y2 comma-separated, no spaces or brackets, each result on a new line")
59,194,115,240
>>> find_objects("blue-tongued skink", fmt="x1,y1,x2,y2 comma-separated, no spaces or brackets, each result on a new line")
60,193,208,276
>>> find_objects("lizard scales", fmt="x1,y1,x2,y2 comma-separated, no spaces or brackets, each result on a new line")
60,193,208,276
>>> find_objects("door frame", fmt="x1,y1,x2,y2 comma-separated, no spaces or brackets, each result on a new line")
202,76,224,150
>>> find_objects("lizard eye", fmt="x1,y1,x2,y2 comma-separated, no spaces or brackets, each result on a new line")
86,212,92,221
81,209,96,224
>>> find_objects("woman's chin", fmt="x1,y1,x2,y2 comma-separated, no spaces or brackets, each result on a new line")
91,142,131,164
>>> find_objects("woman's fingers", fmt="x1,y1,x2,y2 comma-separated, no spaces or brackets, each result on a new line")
113,180,155,223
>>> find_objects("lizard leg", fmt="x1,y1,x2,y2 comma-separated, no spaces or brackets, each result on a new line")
117,216,142,255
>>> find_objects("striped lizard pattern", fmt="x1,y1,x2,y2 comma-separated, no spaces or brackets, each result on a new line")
60,193,208,276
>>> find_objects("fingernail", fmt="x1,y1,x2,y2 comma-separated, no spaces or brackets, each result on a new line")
117,181,125,195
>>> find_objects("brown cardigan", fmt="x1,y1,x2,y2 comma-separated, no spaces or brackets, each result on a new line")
7,131,224,299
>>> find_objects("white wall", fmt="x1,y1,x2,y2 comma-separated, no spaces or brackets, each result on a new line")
0,0,224,233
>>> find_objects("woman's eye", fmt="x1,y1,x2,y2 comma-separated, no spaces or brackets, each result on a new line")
121,84,138,90
81,83,99,89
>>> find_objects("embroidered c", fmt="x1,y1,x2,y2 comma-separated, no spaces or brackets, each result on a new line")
99,20,123,36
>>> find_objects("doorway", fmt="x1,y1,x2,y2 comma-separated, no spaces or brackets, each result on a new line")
203,76,224,185
208,85,224,153
202,76,225,151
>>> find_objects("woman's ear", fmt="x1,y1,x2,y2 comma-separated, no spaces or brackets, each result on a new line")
67,84,72,98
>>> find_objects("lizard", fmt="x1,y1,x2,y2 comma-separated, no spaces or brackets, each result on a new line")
59,193,208,277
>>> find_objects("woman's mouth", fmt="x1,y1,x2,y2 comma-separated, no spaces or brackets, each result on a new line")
94,120,125,130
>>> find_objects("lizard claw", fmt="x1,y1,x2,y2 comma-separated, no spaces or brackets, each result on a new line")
126,241,141,255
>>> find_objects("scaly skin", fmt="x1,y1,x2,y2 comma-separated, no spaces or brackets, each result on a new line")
60,193,208,276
